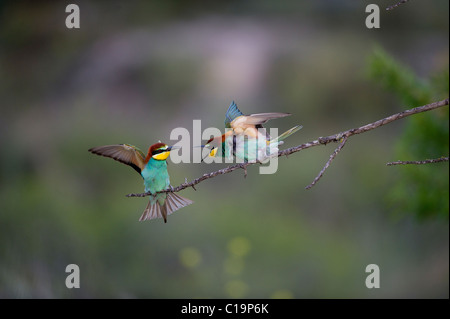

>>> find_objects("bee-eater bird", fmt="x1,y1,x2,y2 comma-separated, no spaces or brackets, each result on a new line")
202,101,302,162
88,143,193,223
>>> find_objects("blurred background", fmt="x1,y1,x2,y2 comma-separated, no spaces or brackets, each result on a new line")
0,0,448,298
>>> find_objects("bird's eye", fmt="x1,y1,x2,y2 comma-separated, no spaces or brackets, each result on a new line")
154,148,166,155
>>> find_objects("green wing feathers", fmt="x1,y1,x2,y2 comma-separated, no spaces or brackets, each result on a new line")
224,101,244,128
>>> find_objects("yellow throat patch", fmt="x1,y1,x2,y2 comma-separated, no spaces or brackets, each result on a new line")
152,151,170,161
209,147,218,157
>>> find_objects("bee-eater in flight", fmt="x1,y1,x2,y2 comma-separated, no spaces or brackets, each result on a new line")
202,101,302,162
89,143,193,223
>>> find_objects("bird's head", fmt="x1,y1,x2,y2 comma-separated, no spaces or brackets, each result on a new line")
204,137,220,157
196,136,223,161
148,143,177,161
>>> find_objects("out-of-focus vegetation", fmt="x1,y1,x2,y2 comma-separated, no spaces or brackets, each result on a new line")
368,47,449,219
0,1,448,298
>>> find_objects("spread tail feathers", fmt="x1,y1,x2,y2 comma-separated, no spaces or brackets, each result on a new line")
139,193,194,222
269,125,302,145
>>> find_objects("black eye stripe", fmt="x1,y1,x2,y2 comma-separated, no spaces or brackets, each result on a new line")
153,148,168,155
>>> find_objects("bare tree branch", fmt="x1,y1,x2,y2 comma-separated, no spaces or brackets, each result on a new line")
126,98,449,198
386,0,410,11
305,136,348,190
127,163,251,197
387,157,449,166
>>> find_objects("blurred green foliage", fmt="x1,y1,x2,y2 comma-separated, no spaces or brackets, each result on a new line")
368,47,449,219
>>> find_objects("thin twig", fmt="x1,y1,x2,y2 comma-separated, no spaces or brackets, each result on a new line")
126,98,449,198
305,136,348,190
386,0,410,11
387,157,449,166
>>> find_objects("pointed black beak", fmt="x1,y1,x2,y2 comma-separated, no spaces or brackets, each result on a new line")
192,145,209,162
166,146,181,151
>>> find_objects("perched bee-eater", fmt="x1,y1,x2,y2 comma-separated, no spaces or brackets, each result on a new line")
203,101,302,162
89,143,193,223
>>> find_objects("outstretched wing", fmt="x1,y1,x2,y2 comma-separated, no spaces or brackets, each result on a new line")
229,113,292,139
88,144,146,174
240,112,291,126
224,101,244,128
